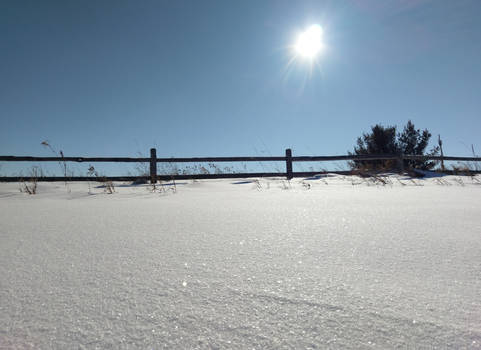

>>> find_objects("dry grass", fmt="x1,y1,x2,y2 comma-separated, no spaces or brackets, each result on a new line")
87,165,115,194
19,167,40,195
41,141,71,192
102,179,115,194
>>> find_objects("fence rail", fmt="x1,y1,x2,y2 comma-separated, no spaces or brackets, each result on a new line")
1,148,480,183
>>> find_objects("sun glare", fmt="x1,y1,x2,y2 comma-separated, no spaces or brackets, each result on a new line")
295,24,323,59
283,23,325,89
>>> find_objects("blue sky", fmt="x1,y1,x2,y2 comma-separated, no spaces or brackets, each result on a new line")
1,0,481,175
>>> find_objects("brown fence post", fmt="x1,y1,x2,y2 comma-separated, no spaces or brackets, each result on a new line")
397,153,404,174
438,135,445,171
150,148,157,184
285,148,293,180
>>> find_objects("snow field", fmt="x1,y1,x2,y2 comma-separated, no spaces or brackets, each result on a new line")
1,176,480,349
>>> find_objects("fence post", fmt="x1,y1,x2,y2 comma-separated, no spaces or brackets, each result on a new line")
438,135,445,171
285,148,293,180
150,148,157,184
397,153,404,174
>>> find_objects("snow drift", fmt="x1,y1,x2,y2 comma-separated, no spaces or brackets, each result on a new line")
1,175,480,349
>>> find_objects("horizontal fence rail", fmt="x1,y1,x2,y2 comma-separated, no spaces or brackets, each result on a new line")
1,148,480,183
0,156,286,163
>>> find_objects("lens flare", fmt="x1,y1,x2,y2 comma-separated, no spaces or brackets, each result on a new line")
295,24,323,59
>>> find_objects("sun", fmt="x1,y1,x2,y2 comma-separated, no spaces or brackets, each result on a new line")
295,24,324,59
283,23,325,87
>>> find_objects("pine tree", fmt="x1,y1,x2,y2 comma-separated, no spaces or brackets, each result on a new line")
398,120,439,170
350,124,399,170
350,121,439,171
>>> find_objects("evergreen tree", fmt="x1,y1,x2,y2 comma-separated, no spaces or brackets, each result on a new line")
350,121,439,171
350,124,399,170
398,120,439,170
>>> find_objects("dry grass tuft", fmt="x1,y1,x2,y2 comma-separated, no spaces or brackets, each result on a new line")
87,165,115,194
19,167,40,195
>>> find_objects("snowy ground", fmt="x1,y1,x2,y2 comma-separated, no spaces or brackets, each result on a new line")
1,175,480,349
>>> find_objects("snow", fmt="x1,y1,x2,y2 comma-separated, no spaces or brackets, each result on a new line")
1,175,480,349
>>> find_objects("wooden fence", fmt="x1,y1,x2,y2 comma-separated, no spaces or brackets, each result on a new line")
1,148,480,183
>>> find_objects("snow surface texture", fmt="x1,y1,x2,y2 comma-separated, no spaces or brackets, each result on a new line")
1,175,481,349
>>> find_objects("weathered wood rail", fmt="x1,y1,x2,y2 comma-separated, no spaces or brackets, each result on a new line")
0,148,480,183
